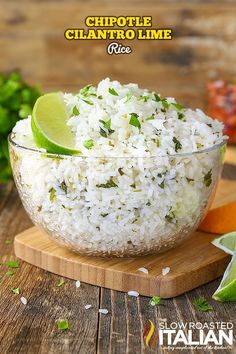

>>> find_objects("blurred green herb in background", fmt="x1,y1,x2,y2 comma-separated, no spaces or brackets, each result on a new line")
0,71,40,183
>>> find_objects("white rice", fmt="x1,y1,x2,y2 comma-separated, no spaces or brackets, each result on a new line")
11,78,226,257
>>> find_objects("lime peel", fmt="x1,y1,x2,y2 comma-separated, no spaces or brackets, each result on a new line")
212,232,236,256
31,92,81,155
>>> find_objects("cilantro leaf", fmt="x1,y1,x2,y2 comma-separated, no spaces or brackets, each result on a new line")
96,178,118,188
193,297,213,312
0,71,40,183
204,169,212,187
124,93,132,103
172,102,185,110
150,296,161,306
80,84,94,96
153,93,161,102
99,119,115,137
57,319,69,331
146,115,155,120
138,95,151,102
108,88,119,96
129,113,141,129
6,270,15,276
6,260,20,268
161,99,170,109
177,112,185,121
82,99,93,105
118,167,124,176
186,177,194,183
72,105,80,115
83,139,94,150
49,187,56,202
12,287,20,295
173,137,182,152
60,181,67,194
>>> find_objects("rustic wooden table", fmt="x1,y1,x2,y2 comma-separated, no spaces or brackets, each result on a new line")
0,164,236,354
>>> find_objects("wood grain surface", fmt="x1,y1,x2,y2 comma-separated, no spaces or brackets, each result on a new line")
0,165,235,353
1,0,236,110
14,180,236,298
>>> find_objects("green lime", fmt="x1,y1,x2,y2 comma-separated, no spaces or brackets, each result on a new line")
213,252,236,302
31,92,80,155
212,232,236,256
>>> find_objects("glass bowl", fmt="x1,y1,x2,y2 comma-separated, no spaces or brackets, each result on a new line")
9,133,227,257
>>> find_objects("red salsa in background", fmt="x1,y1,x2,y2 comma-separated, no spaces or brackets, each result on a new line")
207,80,236,143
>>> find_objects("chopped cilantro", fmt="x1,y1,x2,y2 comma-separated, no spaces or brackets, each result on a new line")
124,93,132,103
82,99,93,105
204,169,212,187
57,279,65,287
130,183,136,189
173,137,182,152
197,143,204,149
6,260,20,268
96,178,118,188
118,167,124,176
159,181,165,189
165,212,175,223
60,181,67,194
150,296,161,306
207,123,212,128
177,112,185,121
138,95,151,102
5,271,15,276
12,287,20,295
101,213,109,217
97,95,103,99
161,99,170,109
72,105,80,115
172,102,185,110
193,297,213,312
99,119,115,137
129,113,141,129
49,187,56,202
100,128,107,137
153,93,161,102
57,319,69,331
146,201,151,206
83,139,94,150
108,88,119,96
186,177,194,183
146,114,155,120
80,84,94,96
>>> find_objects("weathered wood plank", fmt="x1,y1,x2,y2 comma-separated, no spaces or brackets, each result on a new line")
0,188,100,353
0,2,236,110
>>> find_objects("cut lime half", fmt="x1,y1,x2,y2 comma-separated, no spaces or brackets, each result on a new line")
212,232,236,256
32,92,80,155
213,252,236,302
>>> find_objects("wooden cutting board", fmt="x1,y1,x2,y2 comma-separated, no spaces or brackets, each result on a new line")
14,179,236,298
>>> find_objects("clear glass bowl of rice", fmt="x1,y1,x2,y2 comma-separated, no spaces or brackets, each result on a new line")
9,78,227,257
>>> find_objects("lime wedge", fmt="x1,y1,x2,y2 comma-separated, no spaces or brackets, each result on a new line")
212,232,236,256
31,92,80,155
213,252,236,302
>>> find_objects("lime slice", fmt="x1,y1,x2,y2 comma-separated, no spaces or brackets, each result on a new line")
213,252,236,302
32,92,80,155
212,232,236,256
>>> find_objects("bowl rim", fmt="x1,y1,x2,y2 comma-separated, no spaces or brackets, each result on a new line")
8,132,228,160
